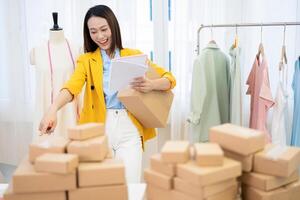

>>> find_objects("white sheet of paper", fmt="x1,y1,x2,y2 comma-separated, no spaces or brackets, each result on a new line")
113,54,147,65
109,56,148,92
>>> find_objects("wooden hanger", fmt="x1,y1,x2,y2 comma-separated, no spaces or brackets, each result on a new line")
233,25,239,48
209,24,216,44
279,25,288,71
256,25,264,59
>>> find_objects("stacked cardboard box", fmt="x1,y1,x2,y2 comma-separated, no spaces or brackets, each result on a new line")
4,123,128,200
145,141,242,200
242,144,300,200
66,123,127,200
209,123,266,198
209,123,300,200
4,135,74,200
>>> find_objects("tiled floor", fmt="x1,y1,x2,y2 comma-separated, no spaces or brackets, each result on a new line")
0,163,16,183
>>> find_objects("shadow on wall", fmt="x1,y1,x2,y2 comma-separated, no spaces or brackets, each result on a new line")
0,163,16,183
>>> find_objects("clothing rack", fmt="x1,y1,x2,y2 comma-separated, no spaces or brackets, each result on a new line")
196,22,300,55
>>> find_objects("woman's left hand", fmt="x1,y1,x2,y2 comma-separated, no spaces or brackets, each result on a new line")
130,76,154,93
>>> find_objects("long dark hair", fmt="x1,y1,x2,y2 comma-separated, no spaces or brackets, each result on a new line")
83,5,123,53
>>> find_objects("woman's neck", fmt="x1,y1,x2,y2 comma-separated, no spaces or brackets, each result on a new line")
105,49,115,59
49,30,65,44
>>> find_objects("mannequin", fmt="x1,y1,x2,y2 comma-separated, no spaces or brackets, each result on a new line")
30,13,82,138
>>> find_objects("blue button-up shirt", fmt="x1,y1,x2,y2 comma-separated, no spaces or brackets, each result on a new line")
101,49,125,109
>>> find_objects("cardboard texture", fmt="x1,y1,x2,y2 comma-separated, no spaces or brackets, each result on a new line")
146,184,172,200
171,190,197,200
287,179,300,200
150,154,176,177
68,123,104,140
253,144,300,177
177,157,241,186
242,184,293,200
78,159,125,187
172,184,237,200
224,149,253,172
117,67,174,128
3,184,66,200
205,184,238,200
34,153,78,174
68,185,128,200
12,158,76,193
29,135,69,163
209,123,265,156
161,141,190,163
144,168,173,190
194,143,224,166
67,135,108,162
174,177,237,199
242,170,299,191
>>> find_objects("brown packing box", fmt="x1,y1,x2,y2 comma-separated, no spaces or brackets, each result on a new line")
205,184,238,200
29,135,69,163
209,123,265,156
146,184,172,200
78,159,125,187
171,190,197,200
144,168,173,190
286,179,300,200
253,144,300,177
161,141,190,163
68,123,105,140
194,143,224,166
117,66,174,128
242,180,300,200
172,184,238,200
174,177,237,199
34,153,78,174
67,135,108,162
177,157,241,186
4,184,66,200
12,157,76,193
106,148,114,159
224,149,253,172
68,184,128,200
242,170,299,191
150,154,176,176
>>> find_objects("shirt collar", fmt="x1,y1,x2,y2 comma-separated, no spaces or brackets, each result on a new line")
206,41,219,49
100,48,120,60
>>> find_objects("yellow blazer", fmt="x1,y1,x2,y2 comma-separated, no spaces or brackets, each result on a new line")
63,48,176,146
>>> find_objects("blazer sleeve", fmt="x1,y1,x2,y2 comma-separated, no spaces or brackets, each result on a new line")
61,55,87,96
148,60,176,89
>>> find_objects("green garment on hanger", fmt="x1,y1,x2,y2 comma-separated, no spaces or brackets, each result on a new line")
188,42,231,142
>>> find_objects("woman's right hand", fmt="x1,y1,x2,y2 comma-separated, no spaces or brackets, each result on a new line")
39,108,57,135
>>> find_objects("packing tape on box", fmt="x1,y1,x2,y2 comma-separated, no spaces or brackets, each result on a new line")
265,145,288,160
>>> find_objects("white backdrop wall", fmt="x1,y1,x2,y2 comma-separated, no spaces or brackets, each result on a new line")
0,0,299,165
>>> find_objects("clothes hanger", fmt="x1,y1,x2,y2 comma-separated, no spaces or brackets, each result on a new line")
233,24,239,48
279,24,287,71
209,24,216,44
256,24,264,60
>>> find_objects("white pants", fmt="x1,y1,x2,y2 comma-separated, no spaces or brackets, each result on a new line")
105,109,142,183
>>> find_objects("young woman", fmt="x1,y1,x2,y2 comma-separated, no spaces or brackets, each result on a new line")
39,5,176,183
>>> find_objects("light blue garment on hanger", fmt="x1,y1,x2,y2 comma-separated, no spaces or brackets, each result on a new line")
291,59,300,146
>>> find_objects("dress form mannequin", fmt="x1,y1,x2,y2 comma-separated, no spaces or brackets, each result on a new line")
30,13,82,138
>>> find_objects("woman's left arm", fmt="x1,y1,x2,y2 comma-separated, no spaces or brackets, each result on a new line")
131,76,171,93
130,59,176,93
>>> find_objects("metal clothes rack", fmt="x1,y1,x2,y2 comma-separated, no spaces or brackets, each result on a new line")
196,22,300,55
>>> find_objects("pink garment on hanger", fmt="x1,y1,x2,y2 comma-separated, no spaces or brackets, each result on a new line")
246,56,274,142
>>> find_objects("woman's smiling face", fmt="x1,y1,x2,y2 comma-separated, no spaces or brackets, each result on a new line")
88,16,112,54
